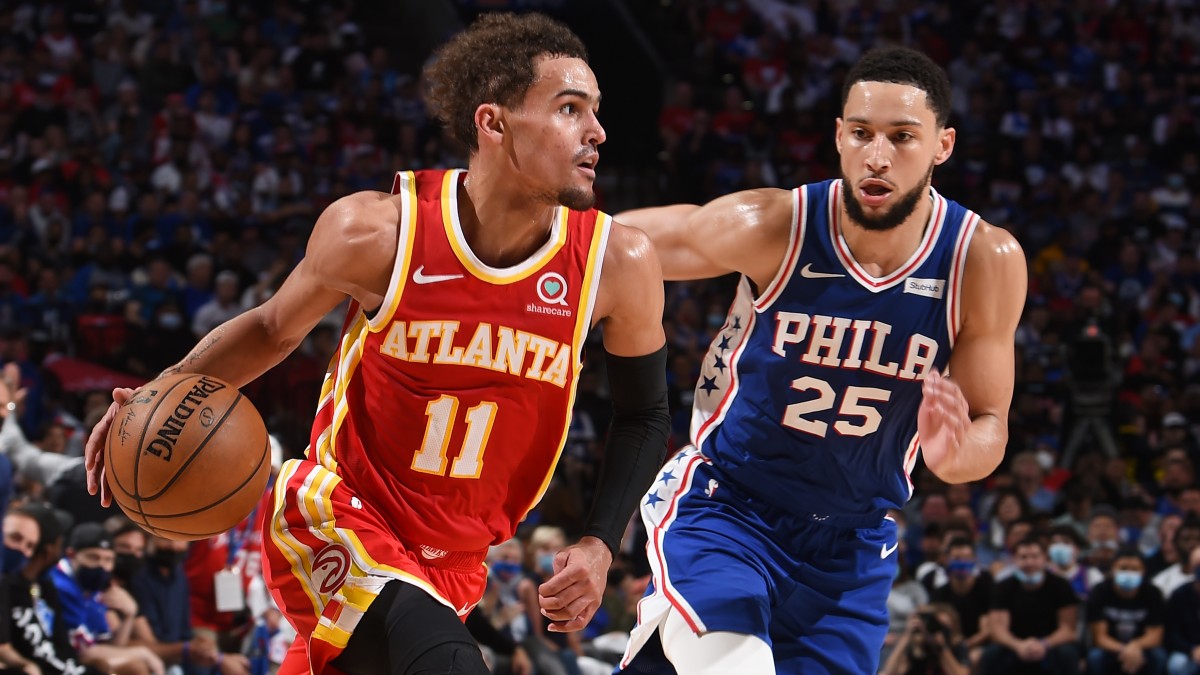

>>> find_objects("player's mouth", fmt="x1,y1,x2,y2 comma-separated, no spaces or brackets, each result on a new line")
577,155,598,179
858,178,894,207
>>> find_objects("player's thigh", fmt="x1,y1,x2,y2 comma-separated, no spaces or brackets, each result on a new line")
333,580,488,675
660,606,776,675
769,519,896,674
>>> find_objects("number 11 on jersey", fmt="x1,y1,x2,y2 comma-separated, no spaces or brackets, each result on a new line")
411,395,498,478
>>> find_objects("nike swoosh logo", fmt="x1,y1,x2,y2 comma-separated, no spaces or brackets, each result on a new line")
881,541,899,559
800,263,846,279
412,266,464,285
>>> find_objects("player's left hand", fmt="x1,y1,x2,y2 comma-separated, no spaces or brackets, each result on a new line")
917,370,970,474
537,536,611,633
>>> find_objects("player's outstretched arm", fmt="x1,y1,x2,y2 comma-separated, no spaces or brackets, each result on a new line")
85,191,402,504
156,191,400,386
616,188,793,287
537,223,671,633
918,221,1028,483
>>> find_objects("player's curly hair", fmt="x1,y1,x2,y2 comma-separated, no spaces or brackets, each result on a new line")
841,46,952,127
425,13,588,152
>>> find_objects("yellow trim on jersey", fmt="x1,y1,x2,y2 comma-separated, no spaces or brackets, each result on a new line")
266,461,324,624
439,170,569,284
367,171,419,333
526,211,611,511
316,313,370,471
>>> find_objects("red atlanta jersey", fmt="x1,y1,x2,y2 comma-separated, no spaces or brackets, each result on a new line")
306,168,611,553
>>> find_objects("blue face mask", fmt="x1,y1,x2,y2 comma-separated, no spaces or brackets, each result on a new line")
1114,570,1142,591
1,545,27,575
947,560,976,577
491,561,522,581
537,553,556,576
1014,569,1045,586
75,564,112,593
1048,543,1074,567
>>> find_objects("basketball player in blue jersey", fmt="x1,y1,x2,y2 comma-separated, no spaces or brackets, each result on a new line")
615,46,1028,674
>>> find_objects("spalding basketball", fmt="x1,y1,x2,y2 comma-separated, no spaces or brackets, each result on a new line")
104,373,271,541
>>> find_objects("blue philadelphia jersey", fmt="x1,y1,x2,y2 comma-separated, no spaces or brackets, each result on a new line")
691,178,980,520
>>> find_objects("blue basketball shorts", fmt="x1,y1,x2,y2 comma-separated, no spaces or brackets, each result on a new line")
618,446,899,675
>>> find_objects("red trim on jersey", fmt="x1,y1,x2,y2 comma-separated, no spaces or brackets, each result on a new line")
754,186,806,310
648,453,709,634
693,290,758,447
829,180,946,291
947,212,980,345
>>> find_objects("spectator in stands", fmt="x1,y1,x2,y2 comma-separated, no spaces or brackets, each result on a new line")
50,523,163,675
981,538,1080,675
930,537,993,668
1088,505,1126,577
1166,546,1200,675
1086,547,1166,675
1155,516,1200,600
1047,524,1103,599
879,603,970,675
128,534,248,675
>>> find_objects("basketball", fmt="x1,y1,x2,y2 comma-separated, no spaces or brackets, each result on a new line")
104,373,271,541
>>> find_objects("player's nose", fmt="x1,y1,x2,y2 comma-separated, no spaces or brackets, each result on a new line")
588,113,606,147
865,136,891,173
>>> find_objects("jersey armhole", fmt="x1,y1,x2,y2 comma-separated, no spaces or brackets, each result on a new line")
365,171,418,332
752,185,806,311
945,211,981,348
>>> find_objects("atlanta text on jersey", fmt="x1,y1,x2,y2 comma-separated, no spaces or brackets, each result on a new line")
378,319,572,387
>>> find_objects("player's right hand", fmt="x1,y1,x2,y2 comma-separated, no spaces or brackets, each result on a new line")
84,387,136,507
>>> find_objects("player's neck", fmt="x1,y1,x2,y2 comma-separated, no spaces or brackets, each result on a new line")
837,194,933,278
458,168,559,268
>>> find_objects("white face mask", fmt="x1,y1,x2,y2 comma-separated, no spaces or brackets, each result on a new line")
1036,450,1055,471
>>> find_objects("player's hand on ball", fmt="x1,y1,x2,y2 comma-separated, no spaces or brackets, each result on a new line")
917,370,969,473
537,536,611,633
84,387,136,507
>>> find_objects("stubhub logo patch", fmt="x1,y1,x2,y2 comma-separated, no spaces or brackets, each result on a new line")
904,277,945,299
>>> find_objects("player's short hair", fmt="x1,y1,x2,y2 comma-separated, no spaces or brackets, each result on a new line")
841,46,952,128
425,12,588,152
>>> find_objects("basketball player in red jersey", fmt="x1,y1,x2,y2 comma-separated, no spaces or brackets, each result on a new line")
83,13,671,674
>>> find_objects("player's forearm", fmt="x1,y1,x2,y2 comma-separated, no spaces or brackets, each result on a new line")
927,414,1006,483
160,308,302,388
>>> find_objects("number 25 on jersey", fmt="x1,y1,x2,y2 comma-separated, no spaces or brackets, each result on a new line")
411,395,498,478
782,376,891,438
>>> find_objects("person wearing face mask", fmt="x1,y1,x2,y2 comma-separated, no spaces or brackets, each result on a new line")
1154,515,1200,600
126,535,250,675
1085,547,1166,675
981,537,1080,675
931,538,993,670
105,519,145,589
517,527,582,675
1046,525,1104,600
1087,505,1125,576
1165,546,1200,675
50,523,165,675
0,508,44,675
3,503,107,675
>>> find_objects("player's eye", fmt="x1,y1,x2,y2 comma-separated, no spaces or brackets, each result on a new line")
895,132,914,142
853,128,870,140
560,103,577,115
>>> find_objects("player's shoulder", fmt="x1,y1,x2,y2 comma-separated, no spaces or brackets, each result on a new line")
604,215,658,277
964,217,1027,280
706,186,795,220
315,190,401,244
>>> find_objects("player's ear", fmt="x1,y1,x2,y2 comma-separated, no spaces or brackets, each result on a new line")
475,103,504,148
834,117,844,154
933,126,955,166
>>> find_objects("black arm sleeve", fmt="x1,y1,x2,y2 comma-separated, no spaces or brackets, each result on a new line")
582,345,671,556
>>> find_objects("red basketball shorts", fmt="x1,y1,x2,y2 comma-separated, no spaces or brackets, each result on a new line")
261,459,488,672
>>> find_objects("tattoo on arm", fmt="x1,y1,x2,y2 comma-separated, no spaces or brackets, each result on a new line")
160,328,225,379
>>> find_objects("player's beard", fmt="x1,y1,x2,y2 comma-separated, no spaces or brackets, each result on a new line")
842,163,934,232
557,185,595,211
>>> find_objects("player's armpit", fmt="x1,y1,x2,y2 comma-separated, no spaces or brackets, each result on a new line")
616,188,793,286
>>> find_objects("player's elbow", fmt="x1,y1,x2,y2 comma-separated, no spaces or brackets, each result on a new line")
251,305,307,357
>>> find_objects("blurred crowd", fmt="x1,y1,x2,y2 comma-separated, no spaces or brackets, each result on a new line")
0,0,1195,673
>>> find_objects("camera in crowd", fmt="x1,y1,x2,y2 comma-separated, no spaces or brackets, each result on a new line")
907,610,950,662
